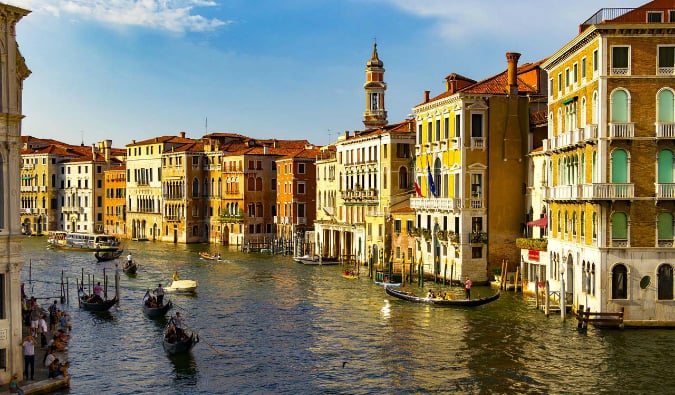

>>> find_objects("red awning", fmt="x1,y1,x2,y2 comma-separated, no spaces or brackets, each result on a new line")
527,216,548,227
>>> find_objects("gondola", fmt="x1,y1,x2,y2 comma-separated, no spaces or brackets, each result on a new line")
199,251,221,261
142,290,172,317
293,255,339,265
78,288,118,311
385,286,500,307
94,249,124,262
122,261,138,274
163,323,198,354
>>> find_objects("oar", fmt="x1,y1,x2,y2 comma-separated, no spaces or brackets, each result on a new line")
170,302,225,356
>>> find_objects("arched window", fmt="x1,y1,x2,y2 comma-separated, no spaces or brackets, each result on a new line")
434,158,442,197
612,264,628,299
248,176,255,191
203,178,208,197
399,167,408,189
572,211,577,236
580,153,585,184
611,89,629,123
657,89,675,123
581,211,585,238
580,97,587,127
592,151,597,183
612,212,628,243
658,264,674,300
192,178,199,197
592,212,597,239
557,108,562,133
564,211,568,234
548,112,553,135
256,177,262,191
658,212,673,242
383,167,388,189
658,149,674,183
611,149,628,183
592,91,599,124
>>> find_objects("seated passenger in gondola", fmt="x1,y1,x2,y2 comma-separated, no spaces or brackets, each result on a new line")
165,323,177,344
427,289,435,298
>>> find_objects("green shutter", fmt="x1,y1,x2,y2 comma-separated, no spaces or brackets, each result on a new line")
658,90,674,123
612,212,627,239
658,150,674,183
611,90,628,122
658,212,673,240
611,149,628,183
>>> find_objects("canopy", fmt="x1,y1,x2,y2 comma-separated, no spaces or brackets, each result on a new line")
527,216,548,227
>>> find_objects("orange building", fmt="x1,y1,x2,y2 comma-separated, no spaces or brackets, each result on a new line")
103,165,126,237
276,146,321,250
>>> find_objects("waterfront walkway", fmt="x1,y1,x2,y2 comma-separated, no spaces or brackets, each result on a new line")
0,302,68,395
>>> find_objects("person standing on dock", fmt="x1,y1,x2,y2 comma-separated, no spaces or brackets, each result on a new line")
22,335,35,381
48,300,59,332
29,303,40,337
155,283,165,306
464,276,472,300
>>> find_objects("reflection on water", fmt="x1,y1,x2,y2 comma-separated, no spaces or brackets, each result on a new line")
20,237,675,394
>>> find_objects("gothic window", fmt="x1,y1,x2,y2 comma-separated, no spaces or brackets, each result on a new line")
658,264,674,300
611,264,628,299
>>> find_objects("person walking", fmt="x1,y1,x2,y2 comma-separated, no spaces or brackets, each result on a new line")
37,314,48,347
48,300,58,332
29,303,40,337
464,276,472,299
155,283,165,306
22,335,35,380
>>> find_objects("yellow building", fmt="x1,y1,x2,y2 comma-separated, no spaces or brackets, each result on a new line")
543,0,675,325
126,132,194,241
412,53,546,283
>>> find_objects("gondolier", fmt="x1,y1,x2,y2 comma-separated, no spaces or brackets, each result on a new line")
170,312,183,336
155,283,165,306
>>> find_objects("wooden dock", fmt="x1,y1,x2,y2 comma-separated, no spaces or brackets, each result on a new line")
576,305,624,329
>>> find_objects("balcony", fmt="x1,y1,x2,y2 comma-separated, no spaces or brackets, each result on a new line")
62,206,84,214
341,188,378,204
470,137,485,150
609,122,634,139
583,124,598,141
296,217,307,225
410,197,461,212
656,183,675,199
582,183,634,200
165,215,181,222
656,122,675,138
451,137,461,150
542,185,583,200
469,198,483,209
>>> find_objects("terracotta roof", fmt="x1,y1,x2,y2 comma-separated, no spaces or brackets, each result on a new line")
127,135,195,147
391,205,413,214
167,141,205,153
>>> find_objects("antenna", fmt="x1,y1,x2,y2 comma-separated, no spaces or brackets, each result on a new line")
205,116,208,134
80,130,84,146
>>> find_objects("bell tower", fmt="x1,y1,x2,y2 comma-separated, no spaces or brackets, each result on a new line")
363,43,387,129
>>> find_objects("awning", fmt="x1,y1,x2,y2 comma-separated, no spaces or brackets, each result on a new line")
527,216,548,227
561,96,578,105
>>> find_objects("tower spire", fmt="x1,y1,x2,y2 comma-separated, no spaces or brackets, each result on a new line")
363,42,387,129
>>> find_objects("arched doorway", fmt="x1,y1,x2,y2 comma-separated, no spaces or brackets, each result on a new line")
566,253,574,294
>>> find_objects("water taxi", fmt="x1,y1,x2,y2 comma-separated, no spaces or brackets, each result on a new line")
48,231,121,252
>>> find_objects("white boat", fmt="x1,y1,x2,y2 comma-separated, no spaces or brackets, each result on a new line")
165,279,198,293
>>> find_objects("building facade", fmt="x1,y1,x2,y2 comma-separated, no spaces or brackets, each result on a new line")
411,53,547,283
0,3,31,383
542,1,675,324
103,165,126,237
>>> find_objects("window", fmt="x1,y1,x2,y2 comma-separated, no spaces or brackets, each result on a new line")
454,114,461,138
427,121,432,143
658,264,674,300
470,173,482,198
611,149,628,183
658,212,674,242
565,68,570,87
573,63,578,84
192,156,199,166
557,73,562,93
647,11,663,22
471,114,483,137
612,264,628,299
611,46,630,75
418,124,422,144
399,167,408,189
394,220,401,234
271,178,276,191
610,89,629,123
444,117,449,139
548,78,553,96
192,178,199,197
581,57,586,80
298,203,305,218
657,89,675,123
435,119,441,141
658,46,675,74
611,212,628,244
298,182,305,194
472,246,482,259
658,150,674,183
593,49,599,74
406,220,413,235
298,163,305,174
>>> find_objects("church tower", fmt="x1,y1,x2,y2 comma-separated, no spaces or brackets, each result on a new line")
363,43,387,129
0,3,31,384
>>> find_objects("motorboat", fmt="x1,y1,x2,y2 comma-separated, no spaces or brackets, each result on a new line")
165,279,198,293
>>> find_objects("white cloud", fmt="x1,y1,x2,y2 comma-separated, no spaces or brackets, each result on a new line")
8,0,230,33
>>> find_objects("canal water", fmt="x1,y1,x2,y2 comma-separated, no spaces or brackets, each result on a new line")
19,237,675,394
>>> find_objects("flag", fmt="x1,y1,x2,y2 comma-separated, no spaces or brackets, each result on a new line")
427,162,437,198
414,181,424,197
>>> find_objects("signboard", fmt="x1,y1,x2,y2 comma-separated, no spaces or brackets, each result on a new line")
528,249,540,262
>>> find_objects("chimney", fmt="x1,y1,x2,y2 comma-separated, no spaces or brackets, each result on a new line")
180,131,186,138
263,145,269,155
424,90,430,103
345,130,350,139
91,144,96,159
104,139,111,163
506,52,521,96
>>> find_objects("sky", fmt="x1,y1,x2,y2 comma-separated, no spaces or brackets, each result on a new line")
9,0,647,148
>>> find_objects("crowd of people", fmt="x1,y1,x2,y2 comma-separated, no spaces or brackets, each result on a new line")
17,283,72,389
